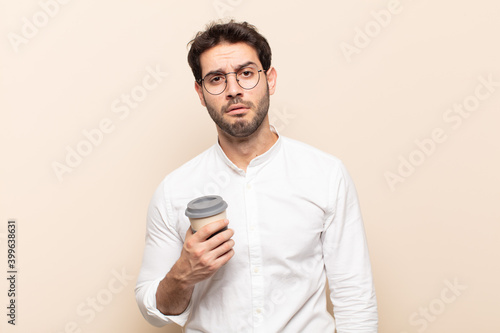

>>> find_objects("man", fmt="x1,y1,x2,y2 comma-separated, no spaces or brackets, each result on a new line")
135,20,378,332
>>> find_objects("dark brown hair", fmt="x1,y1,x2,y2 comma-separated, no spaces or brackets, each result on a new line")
187,20,272,83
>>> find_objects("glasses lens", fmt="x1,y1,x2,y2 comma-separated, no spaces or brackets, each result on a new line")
237,67,260,90
204,73,226,95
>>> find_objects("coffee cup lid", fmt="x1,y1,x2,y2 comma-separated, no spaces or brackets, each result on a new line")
185,195,228,219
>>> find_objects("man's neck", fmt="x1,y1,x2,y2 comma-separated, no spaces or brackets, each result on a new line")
217,119,278,172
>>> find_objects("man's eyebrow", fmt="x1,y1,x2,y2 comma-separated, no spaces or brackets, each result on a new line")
203,61,259,77
235,61,258,70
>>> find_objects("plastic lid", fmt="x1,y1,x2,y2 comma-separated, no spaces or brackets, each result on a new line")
185,195,228,219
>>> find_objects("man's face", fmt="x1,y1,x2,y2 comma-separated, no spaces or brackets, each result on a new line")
195,42,277,138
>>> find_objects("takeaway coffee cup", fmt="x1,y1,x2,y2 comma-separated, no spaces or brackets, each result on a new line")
185,195,228,235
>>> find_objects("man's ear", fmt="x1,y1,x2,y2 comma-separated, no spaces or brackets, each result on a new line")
266,67,277,96
194,81,206,107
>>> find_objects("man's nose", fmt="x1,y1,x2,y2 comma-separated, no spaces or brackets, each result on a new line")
225,73,243,98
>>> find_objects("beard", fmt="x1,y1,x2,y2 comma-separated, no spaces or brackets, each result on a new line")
204,88,270,138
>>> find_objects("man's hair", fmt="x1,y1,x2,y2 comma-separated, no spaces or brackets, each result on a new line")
187,20,272,83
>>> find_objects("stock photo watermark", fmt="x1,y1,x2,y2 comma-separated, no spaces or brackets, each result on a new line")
5,220,18,326
213,0,244,18
7,0,73,53
0,230,7,325
340,0,405,63
56,267,134,333
400,278,467,333
237,255,323,332
51,64,168,182
269,106,296,134
385,73,499,191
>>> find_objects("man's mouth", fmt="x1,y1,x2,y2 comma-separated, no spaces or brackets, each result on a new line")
226,104,249,115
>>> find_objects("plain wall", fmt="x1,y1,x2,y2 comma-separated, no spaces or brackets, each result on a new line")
1,1,499,332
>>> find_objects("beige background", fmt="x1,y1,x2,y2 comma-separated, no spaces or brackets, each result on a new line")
1,0,499,332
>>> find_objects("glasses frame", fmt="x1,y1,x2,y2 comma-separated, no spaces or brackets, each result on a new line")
199,68,265,95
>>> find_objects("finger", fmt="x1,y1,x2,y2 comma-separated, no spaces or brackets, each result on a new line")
196,219,229,240
213,248,235,267
210,239,235,259
206,228,234,249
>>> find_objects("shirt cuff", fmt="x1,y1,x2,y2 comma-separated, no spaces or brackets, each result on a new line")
144,278,192,327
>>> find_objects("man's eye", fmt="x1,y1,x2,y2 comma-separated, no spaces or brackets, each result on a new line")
209,75,224,84
240,70,253,77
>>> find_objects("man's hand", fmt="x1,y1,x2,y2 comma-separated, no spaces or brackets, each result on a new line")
156,219,235,315
177,219,235,286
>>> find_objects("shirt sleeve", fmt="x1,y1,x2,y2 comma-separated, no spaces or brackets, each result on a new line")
134,181,192,327
322,162,378,333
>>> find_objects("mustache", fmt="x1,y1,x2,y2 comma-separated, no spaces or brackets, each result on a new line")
222,98,255,112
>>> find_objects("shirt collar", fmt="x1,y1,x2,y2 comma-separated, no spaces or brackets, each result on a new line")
215,125,282,173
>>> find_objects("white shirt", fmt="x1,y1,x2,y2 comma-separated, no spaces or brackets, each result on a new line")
135,126,378,332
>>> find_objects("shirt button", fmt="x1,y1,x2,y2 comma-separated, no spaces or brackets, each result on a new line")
256,308,262,314
253,267,259,273
250,225,255,231
246,183,252,190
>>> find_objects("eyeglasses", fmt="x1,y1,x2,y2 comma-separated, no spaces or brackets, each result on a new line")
199,67,264,95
